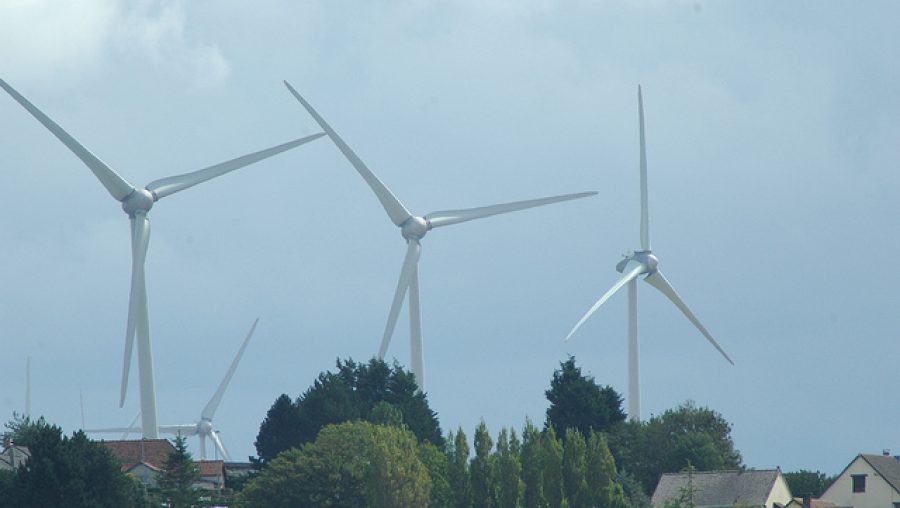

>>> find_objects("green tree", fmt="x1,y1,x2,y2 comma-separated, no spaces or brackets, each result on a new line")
521,419,545,508
783,470,837,498
587,431,627,508
471,420,495,508
241,421,431,508
563,428,590,507
495,428,522,508
419,441,453,508
0,417,149,508
254,358,443,463
156,435,200,508
542,425,565,508
448,428,472,508
545,357,626,439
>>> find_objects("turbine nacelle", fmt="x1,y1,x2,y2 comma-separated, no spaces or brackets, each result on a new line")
197,418,214,436
121,188,156,216
617,250,658,275
401,216,431,241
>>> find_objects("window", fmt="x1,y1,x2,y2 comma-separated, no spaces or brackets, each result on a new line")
851,474,867,493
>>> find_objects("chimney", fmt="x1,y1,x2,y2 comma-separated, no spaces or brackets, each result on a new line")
802,494,811,508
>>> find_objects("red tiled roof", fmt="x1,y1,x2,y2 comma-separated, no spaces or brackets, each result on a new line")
100,439,175,469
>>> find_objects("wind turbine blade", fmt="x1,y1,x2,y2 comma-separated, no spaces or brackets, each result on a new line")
158,425,200,436
644,270,734,365
564,261,645,342
120,215,151,407
201,318,259,421
0,79,135,201
283,81,412,226
638,85,650,251
408,266,424,392
210,431,231,461
426,191,597,229
145,134,325,200
377,241,421,359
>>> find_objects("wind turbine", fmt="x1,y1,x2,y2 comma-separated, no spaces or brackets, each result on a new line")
564,85,733,421
283,81,598,391
87,319,259,460
0,79,324,438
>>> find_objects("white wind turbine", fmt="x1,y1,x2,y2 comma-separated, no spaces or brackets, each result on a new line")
0,79,324,439
88,319,259,460
564,86,733,421
284,81,598,391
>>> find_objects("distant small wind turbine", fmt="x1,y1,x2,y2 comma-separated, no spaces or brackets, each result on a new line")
26,356,31,419
564,85,733,421
284,81,598,391
0,79,324,439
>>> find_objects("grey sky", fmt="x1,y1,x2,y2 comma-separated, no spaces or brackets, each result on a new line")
1,1,898,474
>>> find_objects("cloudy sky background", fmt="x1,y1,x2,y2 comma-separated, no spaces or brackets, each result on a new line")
1,0,898,474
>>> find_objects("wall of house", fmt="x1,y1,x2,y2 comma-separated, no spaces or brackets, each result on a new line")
766,473,795,508
821,457,900,508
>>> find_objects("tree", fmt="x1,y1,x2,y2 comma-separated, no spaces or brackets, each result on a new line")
0,417,149,508
241,421,431,508
783,470,837,498
587,431,627,508
448,428,472,508
563,428,590,507
471,420,495,508
545,356,626,439
521,419,545,508
254,358,443,463
495,428,522,508
156,435,200,508
419,441,453,508
542,425,565,508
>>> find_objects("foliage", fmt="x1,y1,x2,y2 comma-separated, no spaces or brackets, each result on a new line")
610,401,742,494
563,428,591,507
521,419,545,508
471,420,496,508
542,425,565,508
496,428,522,508
545,357,626,439
254,358,443,463
784,470,837,498
0,417,150,508
241,421,431,507
156,435,200,508
448,427,472,508
419,441,453,508
587,430,628,508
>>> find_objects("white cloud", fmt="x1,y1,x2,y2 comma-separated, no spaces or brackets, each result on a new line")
0,0,230,88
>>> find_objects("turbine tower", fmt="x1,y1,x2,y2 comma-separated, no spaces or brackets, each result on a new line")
283,81,597,391
565,85,733,421
88,319,259,460
1,79,324,438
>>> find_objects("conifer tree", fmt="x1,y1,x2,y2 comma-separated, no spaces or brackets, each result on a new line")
563,428,590,507
587,430,627,508
495,428,522,508
448,428,472,508
521,419,545,508
542,425,564,508
157,435,200,508
471,421,495,508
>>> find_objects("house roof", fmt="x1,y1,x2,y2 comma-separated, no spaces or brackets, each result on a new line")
789,497,838,508
651,469,782,508
858,454,900,494
0,445,30,470
100,439,176,469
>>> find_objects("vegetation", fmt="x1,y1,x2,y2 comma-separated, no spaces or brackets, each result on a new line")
545,356,627,438
784,469,837,498
156,435,200,508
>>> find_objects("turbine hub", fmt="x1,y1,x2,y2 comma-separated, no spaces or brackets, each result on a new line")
121,188,155,216
632,250,659,274
197,419,213,436
401,216,430,241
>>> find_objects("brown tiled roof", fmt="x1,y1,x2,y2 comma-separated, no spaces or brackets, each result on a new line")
197,460,224,477
100,439,175,469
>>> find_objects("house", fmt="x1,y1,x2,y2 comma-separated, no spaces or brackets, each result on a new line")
100,439,177,487
196,460,225,490
651,468,793,508
819,452,900,508
0,443,30,471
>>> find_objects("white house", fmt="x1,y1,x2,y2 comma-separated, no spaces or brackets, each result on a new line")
651,468,793,508
819,453,900,508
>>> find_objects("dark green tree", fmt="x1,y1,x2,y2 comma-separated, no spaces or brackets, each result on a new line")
156,435,200,508
471,420,495,508
545,356,626,439
495,428,522,508
542,425,564,508
448,428,472,508
242,421,431,508
521,419,545,508
254,358,443,463
783,470,837,498
0,417,149,508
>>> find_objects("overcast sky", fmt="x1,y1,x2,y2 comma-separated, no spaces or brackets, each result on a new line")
1,0,898,474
